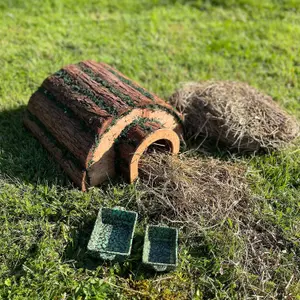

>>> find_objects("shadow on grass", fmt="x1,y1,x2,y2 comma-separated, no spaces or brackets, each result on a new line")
63,220,158,279
0,106,69,186
8,231,43,280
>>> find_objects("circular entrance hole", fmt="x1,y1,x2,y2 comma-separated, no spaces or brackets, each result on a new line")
118,125,180,183
138,139,173,170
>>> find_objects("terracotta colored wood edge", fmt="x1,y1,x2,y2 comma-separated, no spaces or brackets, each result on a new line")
117,120,180,183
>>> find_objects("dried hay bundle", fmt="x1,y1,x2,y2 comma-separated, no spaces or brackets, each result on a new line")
137,152,250,235
169,81,299,152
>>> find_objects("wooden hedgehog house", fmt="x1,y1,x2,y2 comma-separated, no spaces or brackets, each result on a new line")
24,61,183,191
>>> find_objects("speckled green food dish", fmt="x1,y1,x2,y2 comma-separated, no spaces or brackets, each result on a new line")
142,225,178,272
87,207,138,261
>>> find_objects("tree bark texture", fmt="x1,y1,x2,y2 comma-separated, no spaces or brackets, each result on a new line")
24,60,183,190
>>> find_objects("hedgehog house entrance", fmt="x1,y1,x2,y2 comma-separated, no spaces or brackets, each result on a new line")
117,121,180,183
145,139,173,154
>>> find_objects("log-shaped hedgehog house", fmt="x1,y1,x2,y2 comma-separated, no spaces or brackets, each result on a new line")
24,61,183,190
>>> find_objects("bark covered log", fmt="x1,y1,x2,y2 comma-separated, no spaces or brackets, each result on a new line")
24,60,183,189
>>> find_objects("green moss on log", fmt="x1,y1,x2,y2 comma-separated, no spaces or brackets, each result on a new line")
78,64,136,107
103,65,155,101
54,69,118,116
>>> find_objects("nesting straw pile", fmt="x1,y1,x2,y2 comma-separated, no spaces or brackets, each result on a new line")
137,152,250,235
169,81,299,152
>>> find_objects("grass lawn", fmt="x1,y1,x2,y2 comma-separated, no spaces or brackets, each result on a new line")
0,0,299,299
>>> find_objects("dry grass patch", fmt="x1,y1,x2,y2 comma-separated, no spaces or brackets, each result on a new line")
137,152,250,234
169,81,299,152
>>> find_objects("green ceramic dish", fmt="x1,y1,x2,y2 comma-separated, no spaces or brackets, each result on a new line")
87,207,138,261
142,225,178,271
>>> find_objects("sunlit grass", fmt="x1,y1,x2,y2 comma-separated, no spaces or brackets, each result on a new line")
0,0,299,298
